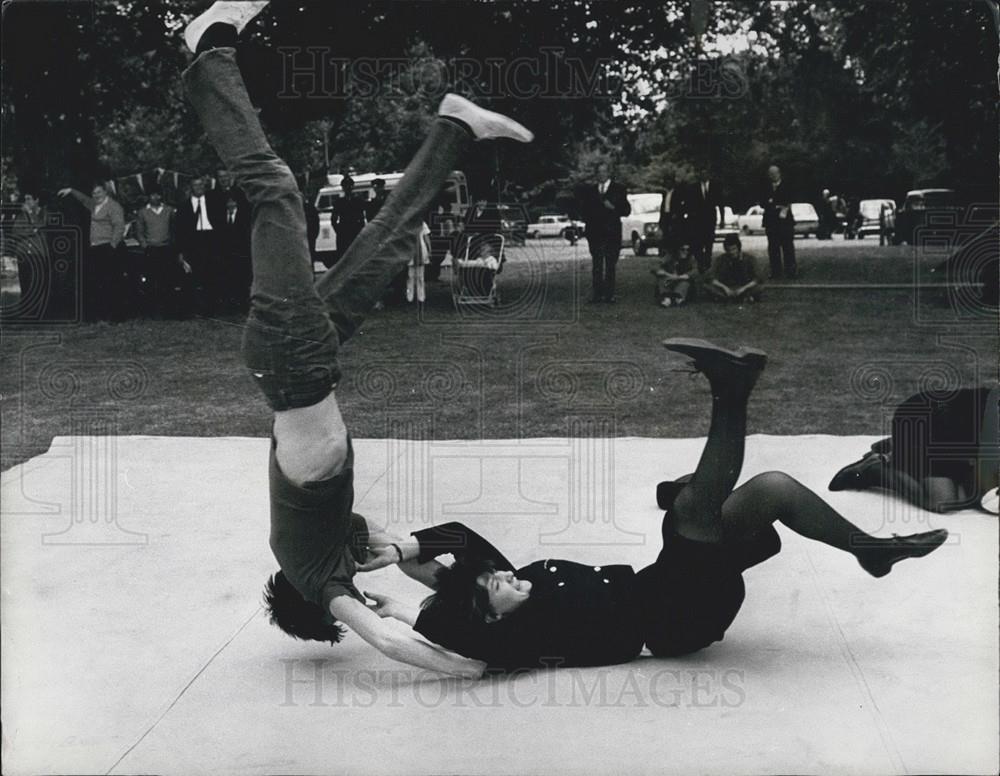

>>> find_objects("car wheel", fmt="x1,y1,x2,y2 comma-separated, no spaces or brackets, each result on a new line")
741,225,750,234
633,235,647,257
530,231,540,239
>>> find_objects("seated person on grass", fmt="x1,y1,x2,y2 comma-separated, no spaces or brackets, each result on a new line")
703,234,764,303
653,242,696,308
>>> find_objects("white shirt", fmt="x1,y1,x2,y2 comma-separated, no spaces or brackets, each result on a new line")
600,179,611,194
191,195,212,230
663,189,673,212
148,204,163,215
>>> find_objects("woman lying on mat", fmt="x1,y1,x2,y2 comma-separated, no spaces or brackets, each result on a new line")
357,339,949,671
829,386,999,514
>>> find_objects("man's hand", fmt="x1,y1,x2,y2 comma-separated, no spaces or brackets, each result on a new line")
179,257,193,274
58,188,72,197
602,198,616,210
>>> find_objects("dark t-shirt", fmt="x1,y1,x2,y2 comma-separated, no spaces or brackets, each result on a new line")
268,439,368,610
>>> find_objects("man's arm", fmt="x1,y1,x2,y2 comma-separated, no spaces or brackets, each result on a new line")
329,595,486,679
58,188,93,211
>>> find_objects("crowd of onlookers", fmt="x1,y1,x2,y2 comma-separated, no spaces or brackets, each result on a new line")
2,170,254,322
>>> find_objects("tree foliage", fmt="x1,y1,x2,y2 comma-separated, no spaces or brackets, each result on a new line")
2,0,996,213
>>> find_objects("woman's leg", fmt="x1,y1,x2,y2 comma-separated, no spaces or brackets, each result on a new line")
662,339,766,543
721,471,948,577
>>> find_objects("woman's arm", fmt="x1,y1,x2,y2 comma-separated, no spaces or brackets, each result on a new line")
329,595,486,679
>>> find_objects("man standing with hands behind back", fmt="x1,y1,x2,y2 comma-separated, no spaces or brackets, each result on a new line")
763,164,797,280
578,159,630,303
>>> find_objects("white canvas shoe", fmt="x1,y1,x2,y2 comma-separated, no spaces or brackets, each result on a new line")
438,94,534,143
185,1,270,54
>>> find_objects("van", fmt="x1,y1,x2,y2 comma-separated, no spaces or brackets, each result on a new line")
314,170,469,256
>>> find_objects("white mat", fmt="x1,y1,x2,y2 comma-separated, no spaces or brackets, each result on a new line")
1,435,996,775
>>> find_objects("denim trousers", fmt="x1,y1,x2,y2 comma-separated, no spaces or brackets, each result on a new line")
183,48,469,411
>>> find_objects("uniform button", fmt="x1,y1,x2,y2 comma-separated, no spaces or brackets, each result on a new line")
602,578,609,584
549,566,558,572
593,566,602,572
557,581,565,587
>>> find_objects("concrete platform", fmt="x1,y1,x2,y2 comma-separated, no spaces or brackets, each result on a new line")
2,435,996,775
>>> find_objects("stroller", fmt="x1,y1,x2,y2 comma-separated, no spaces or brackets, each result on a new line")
452,232,505,307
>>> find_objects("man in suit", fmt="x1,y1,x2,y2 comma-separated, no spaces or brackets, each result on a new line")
333,175,367,262
218,195,252,311
762,164,797,279
657,174,682,260
682,171,723,274
578,160,630,303
176,176,222,313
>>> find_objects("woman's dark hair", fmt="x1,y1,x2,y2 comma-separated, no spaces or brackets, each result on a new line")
421,557,500,623
263,571,345,645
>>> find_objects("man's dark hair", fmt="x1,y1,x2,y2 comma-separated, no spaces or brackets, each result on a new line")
421,557,500,623
723,233,741,249
263,571,345,645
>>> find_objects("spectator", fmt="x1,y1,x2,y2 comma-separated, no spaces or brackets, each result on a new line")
657,174,682,260
424,188,456,282
653,241,696,308
703,234,764,303
134,186,183,317
8,191,49,319
209,168,247,224
58,181,126,321
879,201,895,246
366,178,388,221
817,188,835,240
762,164,797,279
333,175,366,261
576,159,631,303
219,195,252,312
175,176,221,314
682,170,722,274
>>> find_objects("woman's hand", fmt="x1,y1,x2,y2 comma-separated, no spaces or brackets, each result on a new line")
357,543,402,573
365,590,401,619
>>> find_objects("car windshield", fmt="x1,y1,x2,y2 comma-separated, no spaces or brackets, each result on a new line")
920,191,956,207
859,200,889,218
629,193,662,214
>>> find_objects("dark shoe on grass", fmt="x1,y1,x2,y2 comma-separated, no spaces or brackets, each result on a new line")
857,529,948,578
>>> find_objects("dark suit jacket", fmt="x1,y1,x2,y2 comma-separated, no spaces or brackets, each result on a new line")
207,186,248,230
658,188,682,240
411,522,644,671
762,181,795,231
175,195,220,254
681,180,723,239
576,180,631,241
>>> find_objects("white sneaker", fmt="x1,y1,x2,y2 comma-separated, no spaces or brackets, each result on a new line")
185,1,270,53
438,94,534,143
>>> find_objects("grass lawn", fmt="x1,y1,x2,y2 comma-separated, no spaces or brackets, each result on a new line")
2,235,995,470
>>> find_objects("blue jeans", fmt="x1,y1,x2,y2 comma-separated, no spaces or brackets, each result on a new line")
183,49,470,411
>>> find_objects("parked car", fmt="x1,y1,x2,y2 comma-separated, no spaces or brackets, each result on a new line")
892,188,960,245
620,192,663,256
790,203,819,236
714,206,739,241
852,198,896,239
738,205,765,235
739,203,818,237
527,214,584,239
